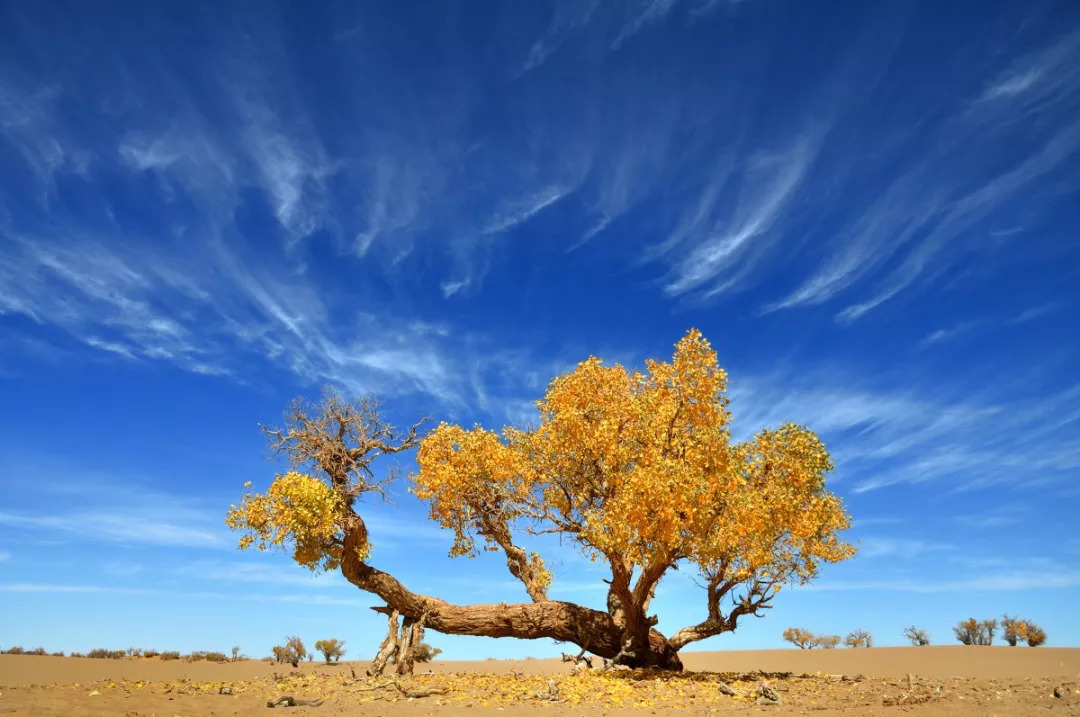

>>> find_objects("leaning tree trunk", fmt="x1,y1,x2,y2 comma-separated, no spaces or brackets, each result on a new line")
343,522,683,671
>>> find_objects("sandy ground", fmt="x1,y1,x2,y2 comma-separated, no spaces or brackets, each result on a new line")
1,647,1077,716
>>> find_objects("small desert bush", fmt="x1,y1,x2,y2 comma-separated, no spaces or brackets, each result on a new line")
143,649,160,658
844,629,872,648
416,641,442,662
782,627,816,649
51,651,65,657
272,636,308,667
782,627,839,649
87,648,127,659
954,617,996,645
2,646,25,655
315,638,346,663
902,626,930,646
1024,622,1047,647
161,651,181,661
70,652,85,658
28,647,47,656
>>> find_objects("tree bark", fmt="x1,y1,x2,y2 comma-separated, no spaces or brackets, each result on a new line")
369,609,400,677
342,522,682,670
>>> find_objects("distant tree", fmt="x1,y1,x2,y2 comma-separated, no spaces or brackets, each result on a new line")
844,629,872,648
814,634,841,649
315,639,347,664
1023,621,1047,647
287,635,307,665
231,646,241,661
272,636,308,667
783,627,817,649
902,626,930,646
1002,615,1022,646
953,618,996,645
415,641,442,662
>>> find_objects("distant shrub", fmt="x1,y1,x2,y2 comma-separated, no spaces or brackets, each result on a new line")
1023,622,1047,647
844,629,872,648
315,639,346,664
161,651,181,661
273,636,308,667
70,652,85,658
143,649,160,658
205,651,229,662
954,617,996,645
51,651,65,657
126,647,142,657
2,646,25,655
814,634,841,649
28,647,47,656
415,642,442,662
902,626,930,646
782,627,816,649
87,648,127,659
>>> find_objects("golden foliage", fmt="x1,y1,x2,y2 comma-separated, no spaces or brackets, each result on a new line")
414,329,853,593
225,472,349,571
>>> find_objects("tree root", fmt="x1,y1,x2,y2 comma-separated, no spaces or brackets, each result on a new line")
266,695,325,708
755,683,782,706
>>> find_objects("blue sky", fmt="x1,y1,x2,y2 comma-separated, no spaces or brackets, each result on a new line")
1,0,1078,660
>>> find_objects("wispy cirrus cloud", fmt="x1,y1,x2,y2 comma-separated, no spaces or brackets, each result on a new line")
727,370,1080,494
810,569,1080,593
0,509,226,549
0,583,359,605
857,538,954,560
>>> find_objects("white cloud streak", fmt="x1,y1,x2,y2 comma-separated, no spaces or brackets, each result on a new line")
727,370,1080,494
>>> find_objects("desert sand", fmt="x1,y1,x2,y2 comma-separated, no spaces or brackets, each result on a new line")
1,647,1078,715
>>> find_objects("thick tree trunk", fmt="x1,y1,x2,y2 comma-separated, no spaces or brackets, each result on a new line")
342,525,683,670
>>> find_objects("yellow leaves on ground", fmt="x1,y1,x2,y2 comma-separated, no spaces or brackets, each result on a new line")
225,471,347,571
64,670,775,709
413,328,854,585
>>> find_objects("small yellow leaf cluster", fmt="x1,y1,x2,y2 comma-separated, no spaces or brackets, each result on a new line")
225,471,349,571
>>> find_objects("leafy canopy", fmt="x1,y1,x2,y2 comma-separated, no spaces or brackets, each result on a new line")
413,329,852,593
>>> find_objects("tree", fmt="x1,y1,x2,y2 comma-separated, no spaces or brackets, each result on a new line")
844,629,872,648
1023,622,1047,646
1002,614,1022,646
902,626,930,646
782,628,817,649
272,636,307,667
953,618,996,646
231,645,240,661
415,641,442,662
782,627,815,650
226,330,855,671
814,634,841,649
315,639,347,663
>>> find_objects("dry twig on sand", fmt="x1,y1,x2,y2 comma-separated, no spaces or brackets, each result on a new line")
266,695,325,708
